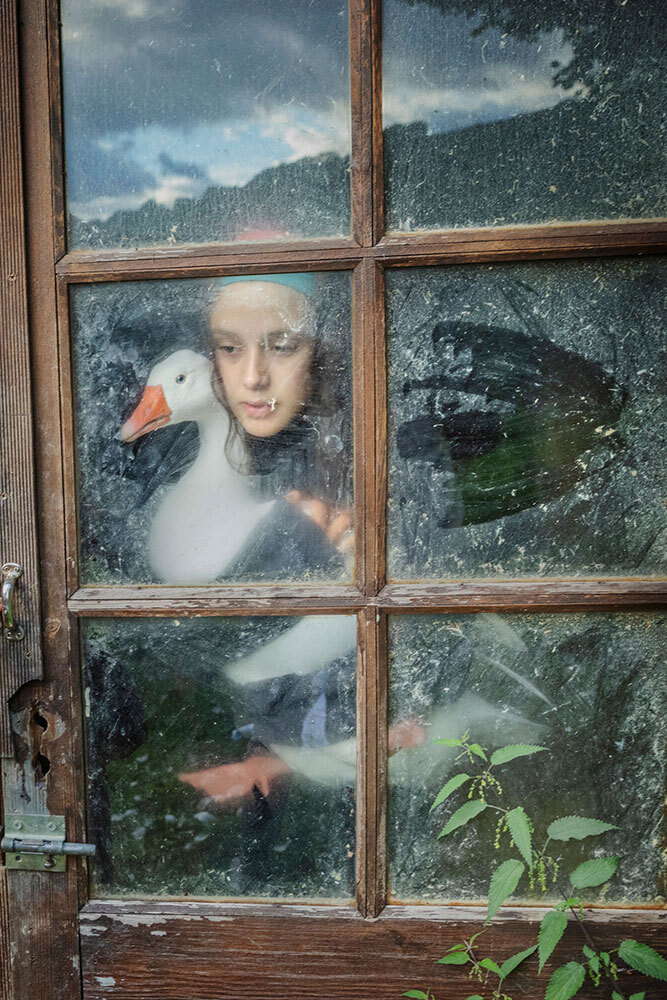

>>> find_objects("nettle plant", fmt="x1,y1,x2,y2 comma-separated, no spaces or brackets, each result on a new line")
403,736,667,1000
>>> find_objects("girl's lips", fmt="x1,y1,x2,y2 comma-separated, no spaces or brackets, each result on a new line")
241,401,273,418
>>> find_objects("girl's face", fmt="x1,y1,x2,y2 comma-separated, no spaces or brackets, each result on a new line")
210,280,315,438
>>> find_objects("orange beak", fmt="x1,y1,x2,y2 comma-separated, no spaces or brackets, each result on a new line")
120,384,172,443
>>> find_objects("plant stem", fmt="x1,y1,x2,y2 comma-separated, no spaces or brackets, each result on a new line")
560,891,626,1000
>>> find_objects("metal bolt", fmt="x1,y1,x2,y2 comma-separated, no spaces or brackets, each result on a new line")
47,821,56,832
43,855,55,869
13,820,23,831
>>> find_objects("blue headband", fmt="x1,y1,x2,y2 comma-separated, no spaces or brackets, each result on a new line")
217,272,317,298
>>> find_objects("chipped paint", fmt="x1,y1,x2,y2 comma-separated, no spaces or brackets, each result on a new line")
95,976,116,987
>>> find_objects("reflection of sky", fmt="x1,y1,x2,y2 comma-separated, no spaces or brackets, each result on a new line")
61,0,350,221
61,0,580,223
383,1,579,135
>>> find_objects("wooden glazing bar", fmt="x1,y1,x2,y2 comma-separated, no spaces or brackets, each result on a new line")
371,260,387,593
68,585,367,616
350,0,374,246
370,0,384,242
376,580,667,613
356,607,388,918
55,275,80,599
56,243,363,281
55,220,666,284
353,263,370,594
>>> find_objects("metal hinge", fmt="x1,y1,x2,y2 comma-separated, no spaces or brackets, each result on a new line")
1,814,95,871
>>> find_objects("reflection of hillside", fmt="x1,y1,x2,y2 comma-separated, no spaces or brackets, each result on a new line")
70,92,664,247
385,92,664,230
70,152,351,249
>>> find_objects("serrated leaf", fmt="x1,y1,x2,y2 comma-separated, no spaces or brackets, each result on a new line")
618,939,667,981
499,944,537,979
438,799,486,838
489,744,547,767
402,992,429,999
612,993,623,1000
430,773,472,813
547,816,618,842
538,910,568,972
544,962,586,1000
468,743,487,761
445,943,467,952
582,946,595,960
506,806,532,865
437,951,469,965
479,957,502,975
464,996,485,1000
434,737,463,746
487,859,525,922
629,993,646,1000
588,955,600,974
570,856,619,889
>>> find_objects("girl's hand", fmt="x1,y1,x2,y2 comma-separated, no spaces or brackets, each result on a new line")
179,755,291,804
286,490,354,553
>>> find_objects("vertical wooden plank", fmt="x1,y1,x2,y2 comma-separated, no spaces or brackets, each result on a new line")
350,0,374,246
0,0,44,756
372,260,387,591
370,0,384,243
356,606,388,917
0,866,12,1000
7,1,86,998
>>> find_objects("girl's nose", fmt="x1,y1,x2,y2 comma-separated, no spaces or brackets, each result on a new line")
242,347,270,390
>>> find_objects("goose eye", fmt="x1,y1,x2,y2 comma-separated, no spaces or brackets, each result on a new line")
175,374,186,384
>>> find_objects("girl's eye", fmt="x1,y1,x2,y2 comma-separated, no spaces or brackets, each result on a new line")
273,342,298,354
175,374,186,384
216,344,238,355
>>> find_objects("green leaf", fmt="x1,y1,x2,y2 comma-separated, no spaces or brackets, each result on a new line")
437,951,469,965
402,992,429,999
433,738,463,746
547,816,618,842
618,939,667,981
464,996,485,1000
489,744,547,767
444,944,467,952
629,993,646,1000
544,962,586,1000
468,743,487,761
479,957,502,975
430,773,472,813
569,856,619,889
538,910,568,972
506,806,532,865
487,859,525,922
612,993,624,1000
438,799,487,838
499,945,537,979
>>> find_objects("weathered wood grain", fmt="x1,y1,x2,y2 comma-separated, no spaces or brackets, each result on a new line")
0,0,43,755
79,901,667,1000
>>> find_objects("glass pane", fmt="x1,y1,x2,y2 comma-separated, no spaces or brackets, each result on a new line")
387,256,667,579
61,0,350,248
383,0,666,231
389,612,667,903
72,272,353,585
84,615,356,899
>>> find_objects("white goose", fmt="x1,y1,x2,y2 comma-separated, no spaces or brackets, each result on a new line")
121,349,276,585
120,349,357,671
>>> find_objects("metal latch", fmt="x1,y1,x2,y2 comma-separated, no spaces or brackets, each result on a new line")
1,815,96,871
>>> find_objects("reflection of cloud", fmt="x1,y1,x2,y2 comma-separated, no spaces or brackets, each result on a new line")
384,78,583,132
70,173,206,222
259,104,350,163
158,152,207,181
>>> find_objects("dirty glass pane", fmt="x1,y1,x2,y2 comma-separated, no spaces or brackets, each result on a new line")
84,615,356,899
383,0,666,231
388,613,667,903
387,256,667,578
71,272,353,585
61,0,350,248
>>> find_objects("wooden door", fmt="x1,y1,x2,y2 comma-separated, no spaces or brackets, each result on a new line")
2,2,666,998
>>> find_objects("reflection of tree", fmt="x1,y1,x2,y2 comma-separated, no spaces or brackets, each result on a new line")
400,0,662,95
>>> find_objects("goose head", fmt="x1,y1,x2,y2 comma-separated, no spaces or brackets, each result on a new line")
120,350,218,443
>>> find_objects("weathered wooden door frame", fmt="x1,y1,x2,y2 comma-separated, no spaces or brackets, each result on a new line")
2,0,666,997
